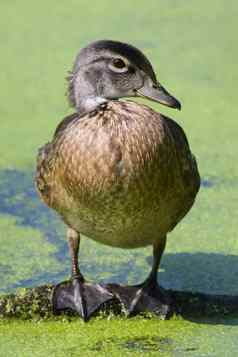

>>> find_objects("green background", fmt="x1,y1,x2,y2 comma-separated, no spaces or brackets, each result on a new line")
0,0,238,355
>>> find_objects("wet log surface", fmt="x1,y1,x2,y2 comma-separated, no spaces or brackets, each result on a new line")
0,284,238,320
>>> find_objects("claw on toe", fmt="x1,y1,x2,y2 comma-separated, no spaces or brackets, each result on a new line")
52,278,114,321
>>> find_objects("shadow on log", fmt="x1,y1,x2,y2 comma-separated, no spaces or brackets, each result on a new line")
1,284,238,320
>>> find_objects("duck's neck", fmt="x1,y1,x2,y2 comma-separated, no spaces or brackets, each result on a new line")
76,96,108,116
73,69,108,115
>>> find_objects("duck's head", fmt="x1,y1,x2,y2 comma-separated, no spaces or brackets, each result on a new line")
67,40,181,114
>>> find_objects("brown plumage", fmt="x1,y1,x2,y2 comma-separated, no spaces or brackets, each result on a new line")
35,40,200,320
36,100,199,248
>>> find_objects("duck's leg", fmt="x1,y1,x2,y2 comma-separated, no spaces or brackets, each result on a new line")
52,228,114,321
108,236,172,318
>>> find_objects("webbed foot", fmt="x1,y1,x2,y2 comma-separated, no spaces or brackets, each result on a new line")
52,277,114,321
107,280,173,319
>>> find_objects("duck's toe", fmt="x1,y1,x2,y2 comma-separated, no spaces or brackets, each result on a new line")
52,278,114,321
107,281,173,319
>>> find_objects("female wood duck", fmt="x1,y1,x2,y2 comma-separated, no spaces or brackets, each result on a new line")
36,40,200,321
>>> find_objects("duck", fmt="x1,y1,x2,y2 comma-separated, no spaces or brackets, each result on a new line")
36,40,200,321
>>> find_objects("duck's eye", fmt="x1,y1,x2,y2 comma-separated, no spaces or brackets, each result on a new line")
113,58,126,69
109,58,128,73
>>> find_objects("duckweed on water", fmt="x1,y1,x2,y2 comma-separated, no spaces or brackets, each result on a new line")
1,316,238,357
0,0,238,356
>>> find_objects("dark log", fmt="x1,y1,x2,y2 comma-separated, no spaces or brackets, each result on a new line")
0,284,237,320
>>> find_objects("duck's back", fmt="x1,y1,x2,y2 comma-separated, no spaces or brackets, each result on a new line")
36,101,200,248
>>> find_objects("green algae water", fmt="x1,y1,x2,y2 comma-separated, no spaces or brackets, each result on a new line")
0,0,238,356
1,317,238,356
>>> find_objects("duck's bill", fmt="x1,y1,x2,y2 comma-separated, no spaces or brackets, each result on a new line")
137,81,181,110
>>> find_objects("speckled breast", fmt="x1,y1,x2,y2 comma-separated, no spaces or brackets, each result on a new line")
42,101,200,248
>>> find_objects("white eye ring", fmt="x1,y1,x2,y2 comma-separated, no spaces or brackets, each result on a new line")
109,58,128,73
